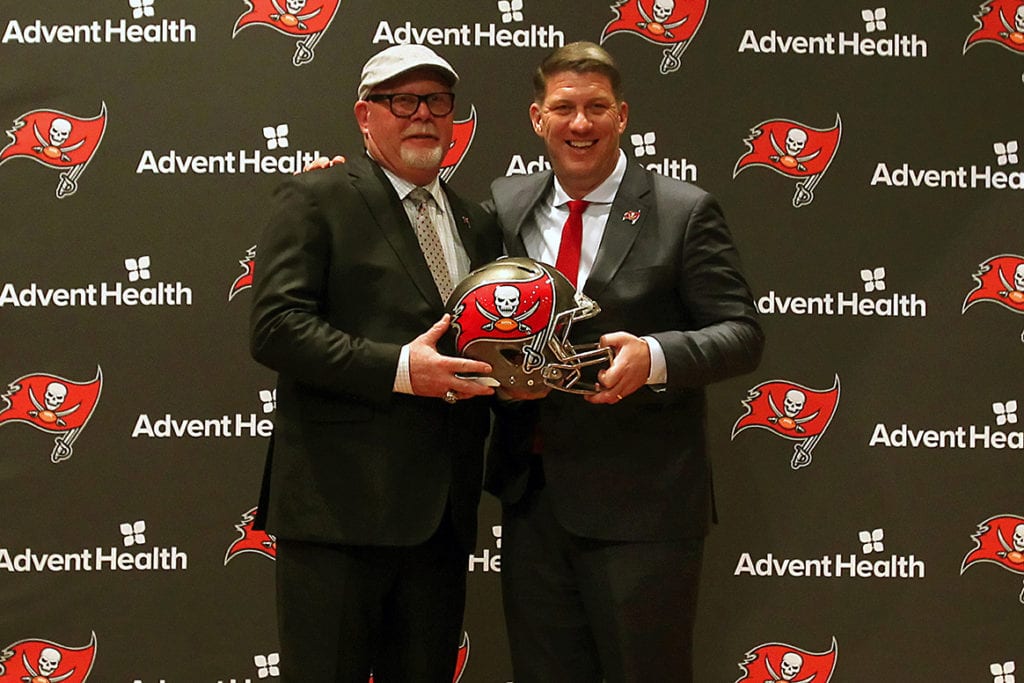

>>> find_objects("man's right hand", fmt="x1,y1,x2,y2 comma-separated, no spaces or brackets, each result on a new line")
409,315,495,401
296,155,346,174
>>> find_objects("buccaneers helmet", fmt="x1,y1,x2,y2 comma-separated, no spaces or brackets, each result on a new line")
446,257,613,395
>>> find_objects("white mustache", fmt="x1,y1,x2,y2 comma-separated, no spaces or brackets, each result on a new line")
402,124,439,139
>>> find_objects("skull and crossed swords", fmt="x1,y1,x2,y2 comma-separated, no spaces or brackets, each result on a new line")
21,646,76,683
636,0,689,39
269,0,322,30
997,522,1024,564
768,128,821,172
764,651,813,683
26,381,80,427
998,5,1024,44
997,263,1024,304
477,285,541,333
32,119,84,162
767,389,819,434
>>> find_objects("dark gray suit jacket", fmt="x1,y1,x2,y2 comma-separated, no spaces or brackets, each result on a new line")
487,163,764,541
250,156,502,553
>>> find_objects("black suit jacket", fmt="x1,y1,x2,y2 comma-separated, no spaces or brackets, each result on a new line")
487,163,764,541
250,156,502,553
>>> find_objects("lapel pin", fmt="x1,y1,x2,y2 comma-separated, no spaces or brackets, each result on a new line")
622,210,641,225
462,216,471,228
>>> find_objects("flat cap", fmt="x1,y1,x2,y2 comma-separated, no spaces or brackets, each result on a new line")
357,44,459,100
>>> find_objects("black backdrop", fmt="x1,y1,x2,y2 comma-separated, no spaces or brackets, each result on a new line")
1,2,1022,681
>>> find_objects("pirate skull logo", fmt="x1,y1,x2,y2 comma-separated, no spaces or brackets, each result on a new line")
768,127,821,172
269,0,320,29
767,388,820,433
31,118,85,162
477,284,541,333
27,381,80,427
636,0,689,38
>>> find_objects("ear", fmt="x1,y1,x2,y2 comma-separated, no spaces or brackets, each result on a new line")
529,103,543,137
353,100,370,134
616,100,629,133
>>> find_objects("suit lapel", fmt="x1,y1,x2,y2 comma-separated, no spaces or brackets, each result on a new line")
446,185,486,270
500,171,553,258
584,163,651,300
350,158,443,307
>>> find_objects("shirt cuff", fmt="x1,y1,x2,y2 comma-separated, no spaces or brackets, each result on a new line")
642,335,667,386
394,343,414,394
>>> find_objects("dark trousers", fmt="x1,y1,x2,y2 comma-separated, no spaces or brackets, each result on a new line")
501,484,704,683
274,515,467,683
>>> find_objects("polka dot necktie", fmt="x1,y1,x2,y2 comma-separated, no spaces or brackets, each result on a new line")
409,187,454,302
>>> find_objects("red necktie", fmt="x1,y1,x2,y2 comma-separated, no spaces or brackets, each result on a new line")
555,200,589,287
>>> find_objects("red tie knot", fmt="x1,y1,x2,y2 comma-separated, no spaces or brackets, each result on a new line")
568,199,589,216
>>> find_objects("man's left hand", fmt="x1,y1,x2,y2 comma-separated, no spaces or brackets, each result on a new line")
586,332,650,405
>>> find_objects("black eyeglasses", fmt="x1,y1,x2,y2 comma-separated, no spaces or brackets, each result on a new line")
364,92,455,118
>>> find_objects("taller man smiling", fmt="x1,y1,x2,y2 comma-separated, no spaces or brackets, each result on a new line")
486,41,765,682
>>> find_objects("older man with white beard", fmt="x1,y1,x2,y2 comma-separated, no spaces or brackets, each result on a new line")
249,44,502,682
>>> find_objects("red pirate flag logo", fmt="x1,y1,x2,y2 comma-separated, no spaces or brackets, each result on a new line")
733,114,842,208
0,632,97,682
449,272,556,374
0,368,102,463
228,244,257,301
232,0,342,66
732,375,841,470
961,514,1024,602
439,106,477,184
964,0,1024,54
0,103,107,199
735,638,837,683
369,633,468,683
600,0,708,74
224,506,277,563
962,254,1024,341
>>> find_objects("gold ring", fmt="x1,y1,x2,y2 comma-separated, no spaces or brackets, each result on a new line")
444,390,458,404
616,394,623,401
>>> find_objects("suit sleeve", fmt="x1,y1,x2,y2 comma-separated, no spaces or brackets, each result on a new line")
249,176,401,405
652,191,765,391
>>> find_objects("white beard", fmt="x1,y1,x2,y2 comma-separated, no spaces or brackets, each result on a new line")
401,144,444,169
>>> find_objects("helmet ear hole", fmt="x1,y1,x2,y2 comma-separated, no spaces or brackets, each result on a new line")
500,348,525,365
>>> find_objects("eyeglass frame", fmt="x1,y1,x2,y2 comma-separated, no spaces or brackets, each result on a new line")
363,92,456,118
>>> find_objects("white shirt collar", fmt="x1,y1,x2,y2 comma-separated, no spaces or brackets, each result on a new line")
370,152,445,211
551,149,627,207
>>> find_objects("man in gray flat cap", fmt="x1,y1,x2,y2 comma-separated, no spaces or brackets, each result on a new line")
249,44,502,682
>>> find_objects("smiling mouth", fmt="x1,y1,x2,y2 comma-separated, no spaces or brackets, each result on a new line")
567,140,595,149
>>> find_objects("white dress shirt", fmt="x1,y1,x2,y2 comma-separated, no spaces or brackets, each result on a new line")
521,150,667,386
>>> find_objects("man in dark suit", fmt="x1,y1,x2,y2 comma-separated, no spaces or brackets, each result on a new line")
487,42,765,682
249,44,502,682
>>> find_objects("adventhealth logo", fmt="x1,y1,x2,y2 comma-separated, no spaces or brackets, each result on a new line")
738,7,928,58
0,256,192,308
3,0,197,45
0,521,188,573
136,121,322,175
869,398,1024,450
756,267,927,317
736,528,925,579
